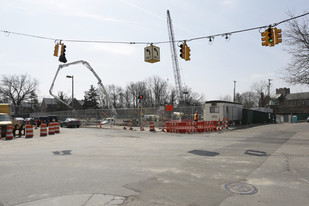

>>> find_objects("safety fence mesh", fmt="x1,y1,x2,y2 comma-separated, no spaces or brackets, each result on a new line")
31,106,204,128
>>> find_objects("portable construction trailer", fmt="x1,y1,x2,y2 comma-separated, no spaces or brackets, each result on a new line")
203,100,243,124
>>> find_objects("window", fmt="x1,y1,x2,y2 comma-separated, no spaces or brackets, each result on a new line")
210,106,219,113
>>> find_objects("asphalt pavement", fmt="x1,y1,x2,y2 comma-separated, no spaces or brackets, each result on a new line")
0,123,308,206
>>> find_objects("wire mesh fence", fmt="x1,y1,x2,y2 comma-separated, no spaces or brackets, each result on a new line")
31,105,204,128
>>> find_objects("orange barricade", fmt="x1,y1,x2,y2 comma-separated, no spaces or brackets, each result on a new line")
54,122,60,134
25,124,33,138
162,120,166,132
165,120,219,133
165,122,170,132
48,122,55,135
5,125,14,140
149,121,155,132
225,117,228,129
40,124,48,137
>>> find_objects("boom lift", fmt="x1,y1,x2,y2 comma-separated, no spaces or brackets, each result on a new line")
49,60,118,117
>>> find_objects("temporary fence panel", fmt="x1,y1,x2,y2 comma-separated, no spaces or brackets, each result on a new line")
165,120,217,133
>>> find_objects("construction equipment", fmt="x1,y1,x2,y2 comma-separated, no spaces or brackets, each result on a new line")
49,60,118,117
0,104,24,138
167,10,184,104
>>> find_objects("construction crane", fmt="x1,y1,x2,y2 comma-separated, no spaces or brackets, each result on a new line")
167,10,184,104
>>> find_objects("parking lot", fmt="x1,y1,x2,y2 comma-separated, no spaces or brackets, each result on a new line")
0,123,308,206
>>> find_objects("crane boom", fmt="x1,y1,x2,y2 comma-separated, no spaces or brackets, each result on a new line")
167,10,184,103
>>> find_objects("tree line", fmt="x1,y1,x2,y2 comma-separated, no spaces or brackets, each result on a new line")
60,75,205,110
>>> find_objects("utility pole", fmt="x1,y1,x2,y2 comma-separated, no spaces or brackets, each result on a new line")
268,79,272,97
233,81,237,102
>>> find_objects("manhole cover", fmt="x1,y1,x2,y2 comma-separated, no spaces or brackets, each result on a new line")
224,182,258,195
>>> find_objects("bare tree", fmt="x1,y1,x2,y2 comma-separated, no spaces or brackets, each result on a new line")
283,12,309,85
241,91,259,108
250,80,268,107
0,74,38,113
106,84,122,108
182,85,205,106
148,76,169,106
218,95,232,102
124,83,135,108
57,91,70,111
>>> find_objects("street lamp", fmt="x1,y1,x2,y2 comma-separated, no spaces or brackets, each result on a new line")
233,81,237,102
66,75,74,111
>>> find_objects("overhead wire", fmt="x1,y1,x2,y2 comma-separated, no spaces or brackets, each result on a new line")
1,11,308,45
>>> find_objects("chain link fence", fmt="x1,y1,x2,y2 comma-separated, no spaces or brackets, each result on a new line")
31,105,204,128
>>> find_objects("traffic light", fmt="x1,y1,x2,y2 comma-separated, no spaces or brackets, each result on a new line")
185,45,191,61
261,30,269,46
274,27,282,45
138,95,143,99
53,44,59,57
267,27,274,47
179,43,186,59
59,44,67,63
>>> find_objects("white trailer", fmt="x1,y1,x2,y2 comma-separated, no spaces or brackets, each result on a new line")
203,100,243,123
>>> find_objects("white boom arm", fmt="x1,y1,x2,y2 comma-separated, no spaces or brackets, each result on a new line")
49,60,118,117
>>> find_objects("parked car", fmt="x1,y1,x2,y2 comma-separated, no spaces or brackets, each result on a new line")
14,117,25,124
24,117,33,124
60,118,81,128
100,118,114,125
307,116,309,122
37,116,58,126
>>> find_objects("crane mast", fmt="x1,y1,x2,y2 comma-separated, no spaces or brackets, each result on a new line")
167,10,184,103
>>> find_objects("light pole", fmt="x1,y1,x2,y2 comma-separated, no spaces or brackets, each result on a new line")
233,81,237,102
66,75,74,111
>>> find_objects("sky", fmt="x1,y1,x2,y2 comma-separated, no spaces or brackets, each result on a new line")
0,0,308,102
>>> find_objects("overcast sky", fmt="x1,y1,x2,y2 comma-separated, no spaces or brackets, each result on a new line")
0,0,308,101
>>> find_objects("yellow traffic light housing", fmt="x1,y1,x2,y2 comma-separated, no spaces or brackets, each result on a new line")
261,30,269,46
185,45,191,61
274,27,282,44
53,44,59,57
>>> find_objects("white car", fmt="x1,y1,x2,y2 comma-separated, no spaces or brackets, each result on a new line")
101,118,114,125
14,117,24,124
307,117,309,122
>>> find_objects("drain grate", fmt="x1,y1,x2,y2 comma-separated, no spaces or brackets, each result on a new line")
224,182,258,195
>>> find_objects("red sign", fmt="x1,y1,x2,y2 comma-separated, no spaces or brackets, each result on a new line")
166,105,173,111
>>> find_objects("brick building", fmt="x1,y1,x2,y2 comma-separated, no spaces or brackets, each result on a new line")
270,88,309,114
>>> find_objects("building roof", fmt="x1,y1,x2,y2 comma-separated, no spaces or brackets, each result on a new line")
42,98,57,105
205,100,242,105
285,92,309,100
